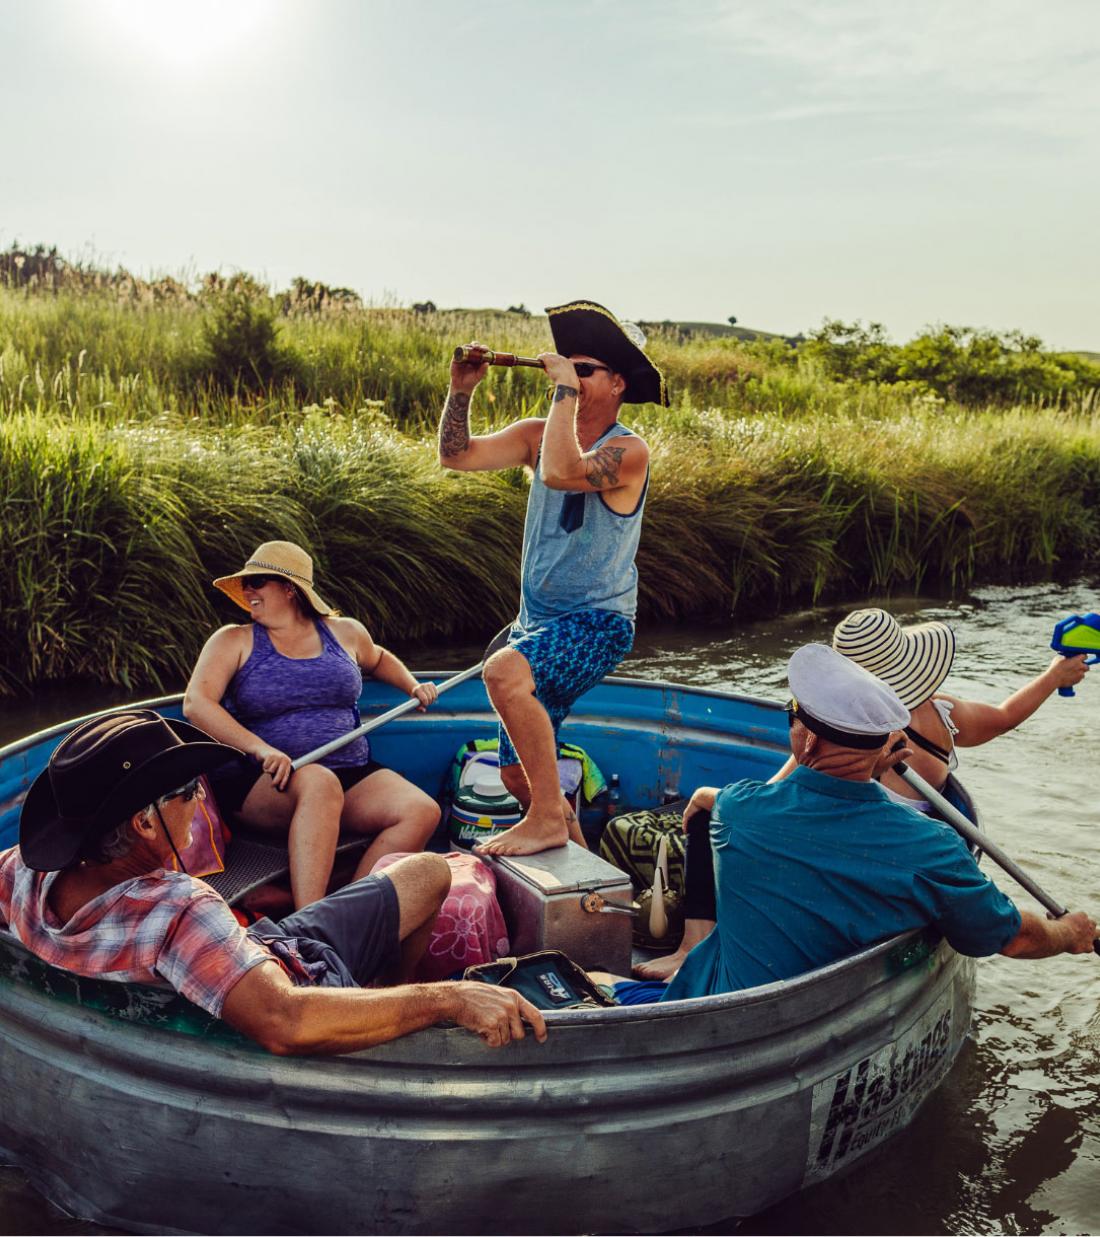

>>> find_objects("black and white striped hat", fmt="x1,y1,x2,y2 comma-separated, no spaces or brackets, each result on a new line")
832,608,956,709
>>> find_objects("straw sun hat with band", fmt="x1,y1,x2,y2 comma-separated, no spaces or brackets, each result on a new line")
213,540,335,617
832,608,956,710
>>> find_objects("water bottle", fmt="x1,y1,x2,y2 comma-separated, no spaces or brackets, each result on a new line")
606,773,621,821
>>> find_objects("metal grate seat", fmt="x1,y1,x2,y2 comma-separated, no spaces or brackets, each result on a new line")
203,831,368,906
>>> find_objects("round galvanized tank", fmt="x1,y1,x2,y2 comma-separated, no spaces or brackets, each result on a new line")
0,679,977,1233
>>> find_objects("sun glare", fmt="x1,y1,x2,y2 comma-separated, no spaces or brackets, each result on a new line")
97,0,274,71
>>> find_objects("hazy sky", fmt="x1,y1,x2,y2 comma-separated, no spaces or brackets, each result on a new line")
2,0,1098,346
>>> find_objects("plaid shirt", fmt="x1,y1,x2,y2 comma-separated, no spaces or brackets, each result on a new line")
0,846,275,1018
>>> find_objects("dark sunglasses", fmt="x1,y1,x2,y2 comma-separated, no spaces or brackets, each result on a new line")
241,574,282,590
573,362,612,378
159,777,203,806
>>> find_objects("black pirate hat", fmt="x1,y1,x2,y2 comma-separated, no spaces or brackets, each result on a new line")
19,710,239,871
546,300,669,406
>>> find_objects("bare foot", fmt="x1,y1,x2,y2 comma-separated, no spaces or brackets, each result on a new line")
632,949,688,982
632,917,715,982
475,811,569,856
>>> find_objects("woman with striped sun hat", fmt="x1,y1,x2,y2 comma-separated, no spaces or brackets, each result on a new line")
832,607,1090,811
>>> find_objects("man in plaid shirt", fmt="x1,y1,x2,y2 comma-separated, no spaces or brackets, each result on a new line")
0,710,546,1053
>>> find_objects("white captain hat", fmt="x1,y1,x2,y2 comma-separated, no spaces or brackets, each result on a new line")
787,643,911,750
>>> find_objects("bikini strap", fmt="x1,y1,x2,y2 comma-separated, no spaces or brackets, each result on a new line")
904,725,952,765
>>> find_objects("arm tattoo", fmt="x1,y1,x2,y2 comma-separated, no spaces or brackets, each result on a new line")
553,384,579,403
584,443,626,489
438,390,471,458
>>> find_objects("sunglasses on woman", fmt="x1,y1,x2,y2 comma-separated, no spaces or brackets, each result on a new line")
572,362,612,378
241,574,283,590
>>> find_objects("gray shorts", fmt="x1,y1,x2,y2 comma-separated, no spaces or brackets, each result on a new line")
247,874,400,988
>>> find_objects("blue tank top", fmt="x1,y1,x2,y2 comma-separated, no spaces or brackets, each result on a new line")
518,422,647,627
224,621,370,768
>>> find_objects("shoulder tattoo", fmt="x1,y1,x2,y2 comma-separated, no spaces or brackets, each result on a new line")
585,442,627,488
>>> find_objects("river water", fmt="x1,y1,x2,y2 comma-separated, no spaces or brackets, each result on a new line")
2,579,1099,1235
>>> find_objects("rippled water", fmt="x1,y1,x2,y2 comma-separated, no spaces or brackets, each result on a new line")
3,579,1099,1235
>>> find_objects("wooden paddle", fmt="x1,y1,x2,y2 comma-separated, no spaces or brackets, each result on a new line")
896,761,1100,956
291,624,514,772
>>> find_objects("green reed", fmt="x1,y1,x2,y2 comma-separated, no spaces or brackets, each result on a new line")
3,402,1100,696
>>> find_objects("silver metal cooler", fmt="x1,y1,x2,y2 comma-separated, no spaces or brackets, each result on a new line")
489,843,634,974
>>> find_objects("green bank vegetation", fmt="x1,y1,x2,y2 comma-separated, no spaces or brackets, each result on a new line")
2,246,1099,696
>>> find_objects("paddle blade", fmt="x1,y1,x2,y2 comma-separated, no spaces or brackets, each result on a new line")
483,623,515,661
649,866,668,940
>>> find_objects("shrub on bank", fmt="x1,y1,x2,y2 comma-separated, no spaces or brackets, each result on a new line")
195,277,300,392
803,320,1100,407
4,287,1097,430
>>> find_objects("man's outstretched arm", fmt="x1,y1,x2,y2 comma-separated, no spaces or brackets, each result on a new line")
221,961,548,1055
1000,909,1097,959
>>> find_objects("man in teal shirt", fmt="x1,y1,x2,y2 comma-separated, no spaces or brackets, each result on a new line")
616,644,1097,1005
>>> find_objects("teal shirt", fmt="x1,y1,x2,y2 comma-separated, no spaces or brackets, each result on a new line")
663,766,1022,1001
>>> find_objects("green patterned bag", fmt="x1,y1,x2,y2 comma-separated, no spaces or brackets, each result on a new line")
599,801,688,949
599,802,688,894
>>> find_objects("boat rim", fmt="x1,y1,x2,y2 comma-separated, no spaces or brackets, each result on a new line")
0,675,788,762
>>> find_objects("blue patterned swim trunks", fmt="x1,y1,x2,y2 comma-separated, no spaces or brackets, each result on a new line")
497,609,634,768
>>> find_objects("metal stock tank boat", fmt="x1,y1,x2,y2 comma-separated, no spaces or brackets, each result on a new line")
0,675,977,1235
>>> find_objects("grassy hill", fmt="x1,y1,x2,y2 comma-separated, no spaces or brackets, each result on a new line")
667,320,791,343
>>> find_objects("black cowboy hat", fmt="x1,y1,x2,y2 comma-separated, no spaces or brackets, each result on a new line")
546,300,669,406
19,710,240,872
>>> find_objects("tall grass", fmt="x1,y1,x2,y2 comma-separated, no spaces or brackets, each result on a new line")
4,401,1100,696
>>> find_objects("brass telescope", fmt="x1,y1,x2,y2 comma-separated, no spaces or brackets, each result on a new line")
452,345,545,369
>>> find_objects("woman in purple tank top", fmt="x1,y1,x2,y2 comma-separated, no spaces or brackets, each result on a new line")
184,541,440,910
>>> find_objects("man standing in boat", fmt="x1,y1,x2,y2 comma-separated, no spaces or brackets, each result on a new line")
439,301,667,856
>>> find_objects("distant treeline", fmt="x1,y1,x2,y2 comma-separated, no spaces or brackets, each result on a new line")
801,319,1099,408
2,241,1096,414
2,243,1100,696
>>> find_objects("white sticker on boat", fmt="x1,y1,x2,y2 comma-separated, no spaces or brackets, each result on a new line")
804,990,954,1185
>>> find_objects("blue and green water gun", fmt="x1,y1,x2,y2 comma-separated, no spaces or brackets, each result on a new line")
1050,612,1100,697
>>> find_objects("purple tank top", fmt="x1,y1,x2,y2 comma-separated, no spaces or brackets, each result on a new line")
225,621,370,768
